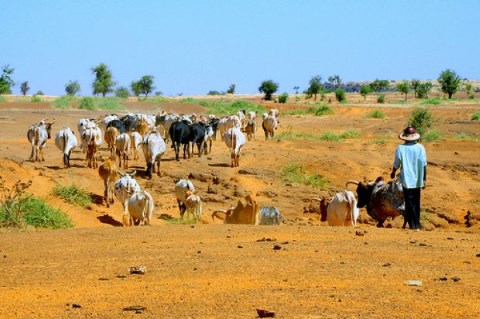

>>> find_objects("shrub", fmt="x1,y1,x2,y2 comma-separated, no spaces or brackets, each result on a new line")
471,112,480,121
53,96,76,109
377,94,385,104
79,97,96,110
335,88,346,102
0,95,7,102
365,109,385,119
421,98,441,105
422,130,442,142
319,132,341,142
52,184,92,208
97,97,125,111
409,107,433,136
314,104,334,116
280,163,328,189
115,87,130,98
339,130,361,139
278,93,288,104
31,95,41,102
200,100,265,115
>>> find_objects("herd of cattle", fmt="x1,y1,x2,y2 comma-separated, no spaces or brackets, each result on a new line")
25,109,406,227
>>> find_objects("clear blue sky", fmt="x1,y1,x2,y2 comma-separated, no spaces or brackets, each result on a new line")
1,0,479,96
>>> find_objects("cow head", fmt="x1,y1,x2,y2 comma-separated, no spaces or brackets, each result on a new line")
346,177,384,208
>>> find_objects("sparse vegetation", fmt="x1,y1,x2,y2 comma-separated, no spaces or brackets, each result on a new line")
52,184,92,208
422,98,441,105
365,109,385,119
79,97,96,110
471,112,480,121
199,100,264,115
422,130,442,142
275,127,359,141
377,94,385,104
280,163,328,189
52,95,77,109
31,95,41,102
278,93,288,103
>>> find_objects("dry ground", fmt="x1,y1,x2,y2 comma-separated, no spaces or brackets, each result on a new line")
0,98,479,318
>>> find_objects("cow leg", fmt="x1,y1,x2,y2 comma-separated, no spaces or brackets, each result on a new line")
156,159,161,176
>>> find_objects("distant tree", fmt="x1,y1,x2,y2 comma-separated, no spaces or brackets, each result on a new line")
335,88,346,102
464,82,473,96
396,81,410,101
0,65,15,94
154,91,163,96
91,63,115,97
438,69,462,99
328,75,342,88
130,81,142,97
115,86,130,99
307,76,323,100
20,81,30,96
36,90,44,95
207,90,222,96
411,79,420,99
133,75,155,97
369,79,390,93
293,86,300,94
417,82,433,99
227,84,235,94
258,80,279,101
65,80,80,96
360,85,371,101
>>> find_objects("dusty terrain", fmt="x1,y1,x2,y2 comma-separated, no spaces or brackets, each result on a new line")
0,98,479,318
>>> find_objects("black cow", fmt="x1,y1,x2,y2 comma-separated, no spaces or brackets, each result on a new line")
106,119,126,134
169,120,191,161
189,122,206,157
120,114,138,132
208,117,220,140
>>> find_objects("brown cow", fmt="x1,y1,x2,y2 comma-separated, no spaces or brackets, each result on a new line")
211,195,260,225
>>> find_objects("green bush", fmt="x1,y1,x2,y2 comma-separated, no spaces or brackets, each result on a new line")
200,99,265,115
365,109,385,119
280,163,328,189
422,130,442,142
409,107,433,136
115,87,130,98
335,88,346,102
421,98,441,105
0,95,7,102
79,97,96,110
52,96,76,109
471,112,480,121
314,104,333,116
377,94,385,104
52,184,92,208
97,97,125,111
31,95,41,102
278,93,288,104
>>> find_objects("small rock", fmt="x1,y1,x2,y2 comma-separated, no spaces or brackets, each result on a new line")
256,308,275,318
436,277,448,281
382,263,391,267
475,253,480,257
451,276,461,282
419,242,428,247
406,280,423,286
123,305,146,312
273,245,282,250
98,277,109,281
355,230,365,236
237,245,243,249
129,266,147,275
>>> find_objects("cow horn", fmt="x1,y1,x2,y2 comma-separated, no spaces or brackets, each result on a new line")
311,198,323,202
211,210,227,221
345,180,359,187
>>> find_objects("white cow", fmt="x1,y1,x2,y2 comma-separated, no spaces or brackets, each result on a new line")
175,179,195,219
27,119,55,162
114,171,141,225
142,130,166,179
129,131,143,160
262,113,279,140
77,118,95,152
54,127,77,168
97,114,119,133
184,190,203,222
217,115,241,140
224,126,246,168
115,133,131,169
326,190,360,227
203,124,214,155
126,190,154,226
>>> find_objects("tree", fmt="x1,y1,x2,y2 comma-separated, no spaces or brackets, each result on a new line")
227,84,235,94
258,80,278,101
20,81,30,96
360,85,371,101
328,75,342,88
438,69,462,99
417,82,433,99
0,65,15,94
369,79,390,93
307,76,323,100
115,86,130,98
91,63,115,97
335,88,346,102
396,81,410,101
133,75,155,97
65,80,80,96
411,79,420,99
293,86,300,94
130,81,142,97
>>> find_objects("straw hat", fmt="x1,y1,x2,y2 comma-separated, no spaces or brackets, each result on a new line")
398,125,420,141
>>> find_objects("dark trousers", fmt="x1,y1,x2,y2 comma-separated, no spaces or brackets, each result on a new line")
403,188,421,229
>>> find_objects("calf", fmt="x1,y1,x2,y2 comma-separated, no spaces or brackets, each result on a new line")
125,190,154,226
142,130,166,179
98,157,118,208
27,119,55,162
54,127,77,168
224,126,246,167
244,119,256,141
81,123,102,168
259,207,282,225
175,179,195,219
184,190,203,222
211,195,260,225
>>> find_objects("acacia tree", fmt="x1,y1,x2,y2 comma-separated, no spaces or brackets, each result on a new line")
360,85,371,101
411,79,420,99
369,79,390,93
307,76,323,100
0,65,15,94
258,80,278,100
131,75,155,97
20,81,30,96
417,82,433,99
91,63,115,97
396,81,410,100
438,69,462,99
227,84,235,94
65,80,80,96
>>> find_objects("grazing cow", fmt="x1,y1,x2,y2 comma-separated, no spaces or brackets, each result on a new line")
104,126,119,158
54,127,77,168
125,190,154,226
314,190,359,226
114,171,141,222
189,122,206,157
27,119,55,162
346,177,405,227
224,126,246,168
106,119,127,134
244,119,256,141
169,120,192,161
183,190,203,221
175,179,195,219
142,130,166,179
211,195,260,225
115,133,131,169
259,207,282,225
98,157,118,208
262,113,279,140
130,131,143,160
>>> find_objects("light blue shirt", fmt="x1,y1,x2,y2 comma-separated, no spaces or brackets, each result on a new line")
393,142,427,189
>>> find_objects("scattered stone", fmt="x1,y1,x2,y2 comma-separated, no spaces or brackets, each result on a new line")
116,275,127,279
447,237,454,240
237,245,243,249
98,277,109,281
436,277,448,281
355,230,365,236
406,280,423,286
129,266,147,275
382,263,391,267
273,245,282,250
238,168,257,175
476,253,480,258
256,308,275,318
419,242,428,247
123,305,146,312
256,237,276,242
66,303,82,309
451,276,461,282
